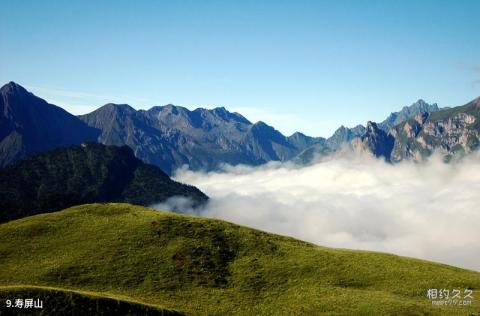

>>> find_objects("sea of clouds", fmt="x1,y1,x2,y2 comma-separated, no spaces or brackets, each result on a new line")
154,152,480,271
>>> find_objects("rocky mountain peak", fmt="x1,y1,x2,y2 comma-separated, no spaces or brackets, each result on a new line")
379,99,439,131
287,132,324,150
324,124,365,150
162,104,181,114
210,106,250,124
0,82,100,167
412,99,427,107
212,106,227,113
93,103,135,116
253,120,268,128
147,104,190,117
350,124,366,134
473,96,480,108
365,121,380,132
289,131,308,138
352,121,394,160
0,81,28,95
410,99,439,111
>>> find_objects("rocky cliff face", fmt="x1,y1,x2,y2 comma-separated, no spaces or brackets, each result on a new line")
294,99,441,164
352,121,395,160
379,99,440,131
389,98,480,162
354,97,480,162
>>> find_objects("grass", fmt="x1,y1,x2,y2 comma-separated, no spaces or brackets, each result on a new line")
0,203,479,315
0,285,180,315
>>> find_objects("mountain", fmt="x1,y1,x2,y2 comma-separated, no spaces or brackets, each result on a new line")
352,121,395,160
291,125,366,164
286,131,325,149
322,100,439,151
1,203,479,315
291,142,332,164
325,124,366,150
389,97,480,162
2,82,475,171
293,100,441,164
350,97,480,161
0,82,324,174
79,103,322,174
0,82,99,167
379,99,440,131
0,142,207,223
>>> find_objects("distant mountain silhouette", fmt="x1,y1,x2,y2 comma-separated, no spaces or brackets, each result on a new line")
0,82,99,167
378,99,440,131
1,82,478,172
325,125,366,150
296,99,442,163
79,102,324,174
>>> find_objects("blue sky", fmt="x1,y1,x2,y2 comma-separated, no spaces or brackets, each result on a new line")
1,0,479,137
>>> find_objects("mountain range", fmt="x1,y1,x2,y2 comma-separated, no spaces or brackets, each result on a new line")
78,102,324,174
351,97,480,162
378,99,440,131
1,81,478,174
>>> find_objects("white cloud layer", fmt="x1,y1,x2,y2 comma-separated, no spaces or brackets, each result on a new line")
160,153,480,271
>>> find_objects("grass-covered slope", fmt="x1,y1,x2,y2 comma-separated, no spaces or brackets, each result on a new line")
0,143,207,223
0,204,479,315
0,285,181,316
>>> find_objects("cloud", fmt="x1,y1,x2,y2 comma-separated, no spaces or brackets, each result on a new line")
458,62,480,73
159,153,480,271
152,196,200,215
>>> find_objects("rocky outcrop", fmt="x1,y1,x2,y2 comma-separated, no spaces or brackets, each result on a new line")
352,121,395,160
389,98,480,162
303,99,440,161
379,99,440,131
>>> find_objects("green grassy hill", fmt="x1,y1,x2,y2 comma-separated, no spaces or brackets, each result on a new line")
0,285,180,315
0,203,478,315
